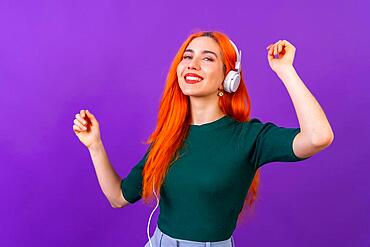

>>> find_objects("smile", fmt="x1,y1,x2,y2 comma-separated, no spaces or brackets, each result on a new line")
185,76,203,84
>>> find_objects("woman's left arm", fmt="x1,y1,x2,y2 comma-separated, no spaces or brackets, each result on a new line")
266,40,334,158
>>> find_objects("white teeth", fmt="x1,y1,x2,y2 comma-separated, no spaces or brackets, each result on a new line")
185,76,202,81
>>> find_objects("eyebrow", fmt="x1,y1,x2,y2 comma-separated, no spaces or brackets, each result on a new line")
184,49,218,58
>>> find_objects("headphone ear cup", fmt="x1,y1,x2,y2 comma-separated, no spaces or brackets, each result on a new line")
223,71,234,93
231,73,241,92
223,71,241,93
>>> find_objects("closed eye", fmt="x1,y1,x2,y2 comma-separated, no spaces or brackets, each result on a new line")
182,56,214,61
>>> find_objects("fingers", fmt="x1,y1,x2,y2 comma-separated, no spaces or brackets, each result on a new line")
73,124,85,132
267,45,274,61
85,109,95,120
266,40,286,59
274,41,278,56
73,109,89,132
74,118,87,131
80,109,85,118
266,43,278,58
76,113,87,125
275,40,284,56
73,109,98,133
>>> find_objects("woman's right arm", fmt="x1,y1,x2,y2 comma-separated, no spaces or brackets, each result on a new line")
88,140,130,208
73,109,129,208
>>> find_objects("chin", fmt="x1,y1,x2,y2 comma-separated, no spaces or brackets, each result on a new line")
181,90,211,98
180,90,196,96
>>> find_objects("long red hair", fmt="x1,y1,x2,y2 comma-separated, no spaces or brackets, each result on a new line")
141,30,260,225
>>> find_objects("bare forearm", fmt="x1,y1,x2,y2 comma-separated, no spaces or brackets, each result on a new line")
88,140,122,207
277,66,334,145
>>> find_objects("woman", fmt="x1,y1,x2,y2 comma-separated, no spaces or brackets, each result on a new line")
73,31,334,246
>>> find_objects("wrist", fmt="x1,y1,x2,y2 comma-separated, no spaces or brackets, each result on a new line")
88,139,104,153
276,66,297,80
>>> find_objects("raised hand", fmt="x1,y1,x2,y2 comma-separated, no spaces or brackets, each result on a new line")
73,109,102,149
266,39,296,74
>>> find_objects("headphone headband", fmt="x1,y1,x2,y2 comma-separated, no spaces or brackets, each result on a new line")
228,39,242,73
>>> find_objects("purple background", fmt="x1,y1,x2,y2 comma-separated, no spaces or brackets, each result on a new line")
1,0,368,246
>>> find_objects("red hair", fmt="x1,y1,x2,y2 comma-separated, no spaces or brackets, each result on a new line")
141,30,260,226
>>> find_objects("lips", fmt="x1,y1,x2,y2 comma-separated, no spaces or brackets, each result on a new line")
184,73,204,84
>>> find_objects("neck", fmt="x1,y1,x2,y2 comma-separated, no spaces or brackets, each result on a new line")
189,94,225,125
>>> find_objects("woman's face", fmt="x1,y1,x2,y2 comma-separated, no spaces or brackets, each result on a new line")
177,36,225,97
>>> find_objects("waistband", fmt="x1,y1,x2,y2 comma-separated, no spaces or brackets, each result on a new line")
153,225,235,247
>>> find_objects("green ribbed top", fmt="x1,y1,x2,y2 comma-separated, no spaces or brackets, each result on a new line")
121,115,309,241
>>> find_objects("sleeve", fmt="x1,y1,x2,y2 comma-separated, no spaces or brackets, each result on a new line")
120,145,151,204
250,118,310,170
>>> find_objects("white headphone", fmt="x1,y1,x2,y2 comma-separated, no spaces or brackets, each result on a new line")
223,39,242,93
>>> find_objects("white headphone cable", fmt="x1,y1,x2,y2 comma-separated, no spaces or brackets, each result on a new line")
147,179,159,247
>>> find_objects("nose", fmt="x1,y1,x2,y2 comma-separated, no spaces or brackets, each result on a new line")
187,58,200,70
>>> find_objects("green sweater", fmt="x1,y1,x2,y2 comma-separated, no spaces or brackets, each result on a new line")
121,115,309,241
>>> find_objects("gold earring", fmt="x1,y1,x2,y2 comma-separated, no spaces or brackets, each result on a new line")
217,89,224,97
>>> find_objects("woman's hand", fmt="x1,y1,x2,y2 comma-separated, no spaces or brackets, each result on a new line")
73,109,102,149
266,39,296,74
